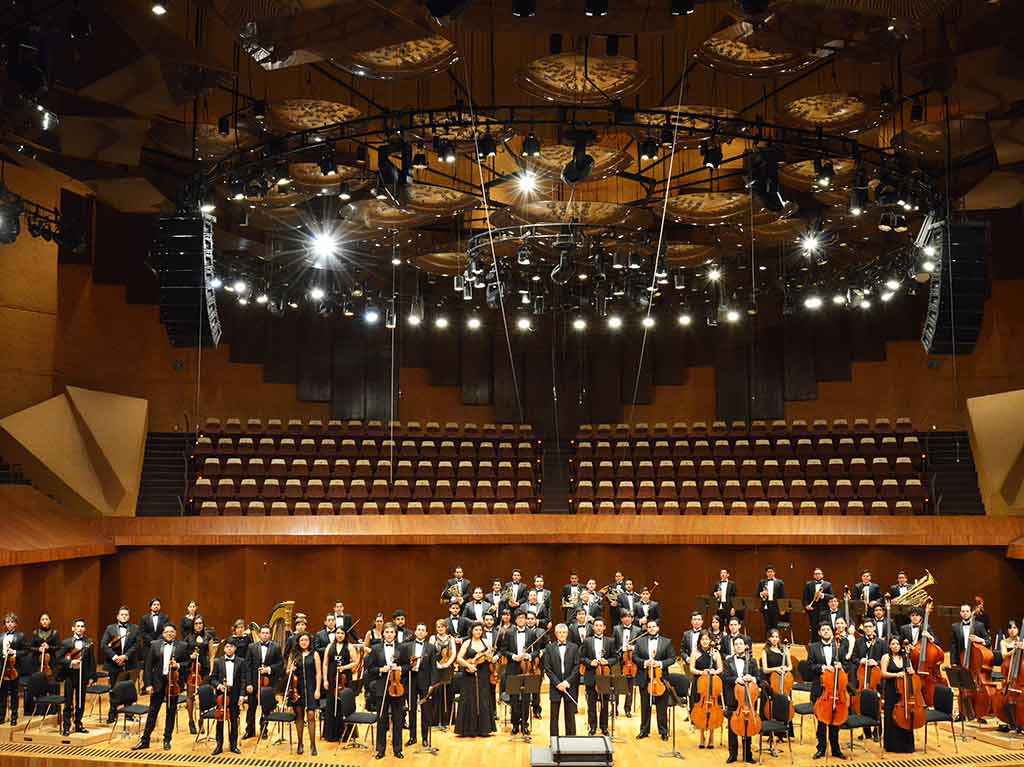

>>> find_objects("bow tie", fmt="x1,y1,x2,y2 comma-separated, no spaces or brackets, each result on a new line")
517,630,526,634
385,644,394,648
963,622,972,626
262,643,270,648
416,641,424,645
558,643,567,647
226,658,236,662
118,623,128,629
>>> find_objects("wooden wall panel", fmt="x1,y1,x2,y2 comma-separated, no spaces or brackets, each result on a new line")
228,309,267,365
588,331,622,424
263,313,299,384
783,315,817,402
428,322,460,387
364,323,397,421
749,317,785,420
460,322,492,405
621,330,654,407
652,327,685,386
297,314,333,402
58,189,93,266
812,313,852,382
331,321,364,419
715,324,750,421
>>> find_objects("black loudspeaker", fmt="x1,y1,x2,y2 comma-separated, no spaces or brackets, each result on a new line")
151,214,221,348
921,219,989,356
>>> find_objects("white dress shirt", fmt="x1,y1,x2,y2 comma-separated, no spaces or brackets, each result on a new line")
515,630,527,656
162,643,173,674
384,642,395,666
225,657,237,686
558,644,567,675
592,637,604,660
766,581,775,600
719,581,730,605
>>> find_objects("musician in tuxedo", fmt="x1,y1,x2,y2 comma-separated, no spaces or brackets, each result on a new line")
445,600,471,641
462,588,491,624
899,608,935,647
635,586,661,628
331,600,354,635
806,623,847,760
633,620,675,740
366,623,410,759
616,579,640,627
720,617,754,659
525,612,549,719
853,620,885,740
869,604,893,642
505,570,529,612
579,618,617,736
679,612,705,667
403,622,438,748
209,639,249,755
757,566,785,637
315,614,337,651
243,625,284,739
532,575,553,617
567,610,592,645
723,636,761,764
802,569,833,642
613,611,642,715
392,611,411,645
887,573,912,627
560,572,583,624
950,603,989,667
604,572,626,626
855,570,884,610
524,591,551,627
579,590,604,623
501,611,539,735
481,613,500,653
714,568,740,626
0,613,26,727
542,624,580,736
821,595,843,634
441,566,472,606
132,623,191,751
139,598,170,652
100,607,139,723
57,618,96,735
485,579,506,616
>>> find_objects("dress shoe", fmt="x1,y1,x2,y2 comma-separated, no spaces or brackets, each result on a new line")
75,726,88,734
511,726,520,735
242,731,255,740
296,743,303,755
635,732,648,739
310,744,317,756
394,752,404,759
588,729,596,736
230,747,241,754
726,756,737,764
745,757,756,764
189,722,198,735
661,734,669,741
832,751,848,760
163,740,172,750
211,746,223,756
374,752,386,759
533,712,541,719
422,739,429,747
813,748,826,759
405,737,417,746
130,741,149,751
601,730,608,737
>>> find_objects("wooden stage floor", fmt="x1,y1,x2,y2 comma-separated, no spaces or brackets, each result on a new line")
0,693,1021,767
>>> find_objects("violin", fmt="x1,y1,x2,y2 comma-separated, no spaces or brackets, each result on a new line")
813,650,849,727
285,661,301,704
892,655,927,730
0,651,16,682
766,644,794,722
993,637,1024,729
167,660,182,698
908,599,944,706
387,667,405,698
647,664,666,697
730,672,762,739
621,648,637,678
188,647,203,693
690,661,725,734
214,682,231,721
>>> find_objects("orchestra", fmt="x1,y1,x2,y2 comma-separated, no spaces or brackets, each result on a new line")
0,566,1011,764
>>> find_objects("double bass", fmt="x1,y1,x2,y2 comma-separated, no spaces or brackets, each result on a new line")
959,609,996,720
813,646,849,728
908,599,944,706
992,636,1024,729
892,654,927,731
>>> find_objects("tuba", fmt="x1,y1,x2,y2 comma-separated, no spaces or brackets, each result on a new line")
249,601,296,646
890,571,935,608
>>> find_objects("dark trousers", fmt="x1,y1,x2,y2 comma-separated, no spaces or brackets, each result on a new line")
548,691,577,736
763,605,780,637
622,677,635,714
585,686,608,733
62,679,86,730
215,701,240,748
727,707,753,758
376,695,405,755
816,721,841,754
0,678,18,723
141,686,176,743
639,686,669,737
244,689,272,735
406,688,431,742
532,691,542,717
105,668,129,721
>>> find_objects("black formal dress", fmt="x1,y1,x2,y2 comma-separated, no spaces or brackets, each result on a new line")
882,657,916,753
455,644,495,736
688,651,717,710
322,641,355,742
25,628,59,716
289,651,318,711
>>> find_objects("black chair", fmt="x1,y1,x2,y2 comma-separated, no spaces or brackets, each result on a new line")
107,680,149,742
792,660,813,694
85,680,112,723
840,690,881,758
793,700,815,743
257,687,296,752
193,684,218,747
23,672,64,733
337,686,374,749
758,694,793,765
924,684,957,753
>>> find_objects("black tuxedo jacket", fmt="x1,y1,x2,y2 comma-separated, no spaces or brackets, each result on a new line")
57,636,97,684
888,584,912,601
635,600,661,626
100,623,140,674
679,629,703,665
719,633,753,658
1,631,27,676
485,591,505,614
616,591,641,618
542,642,580,698
403,639,438,694
501,628,540,664
722,654,762,708
525,603,550,624
139,612,171,650
633,634,675,689
462,601,491,623
245,640,284,687
210,656,250,703
803,580,833,614
853,636,886,666
445,616,471,639
713,580,738,610
505,582,529,608
567,623,592,646
333,614,354,634
950,620,989,665
143,638,191,693
366,642,411,698
578,635,618,685
853,582,883,606
806,642,845,701
314,627,334,651
614,624,642,654
899,623,932,646
757,578,785,608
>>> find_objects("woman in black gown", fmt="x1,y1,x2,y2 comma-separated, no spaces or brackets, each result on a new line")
287,632,322,755
880,636,915,753
430,619,458,730
322,626,359,742
687,630,723,749
454,623,495,737
759,628,794,738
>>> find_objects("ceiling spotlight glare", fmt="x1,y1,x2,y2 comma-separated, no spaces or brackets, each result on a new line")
607,315,623,330
338,184,352,201
725,308,741,323
707,267,722,282
923,244,937,258
477,133,497,159
255,293,269,305
585,0,608,16
848,187,867,216
233,279,247,294
151,0,168,15
516,316,532,332
229,178,245,202
572,316,587,331
434,315,450,329
670,0,695,15
877,212,895,233
628,251,642,270
612,252,625,271
199,198,216,214
391,255,402,266
310,231,338,261
364,306,380,324
700,141,723,170
436,139,456,164
800,232,821,255
639,137,659,162
407,296,424,326
522,132,541,157
858,298,872,310
813,157,835,188
467,315,482,331
641,315,656,329
237,297,248,306
678,312,693,326
309,286,326,301
288,301,299,309
880,291,894,303
832,294,847,306
921,259,936,273
512,0,536,17
893,215,909,233
803,295,823,310
517,170,537,194
209,277,223,289
885,278,901,291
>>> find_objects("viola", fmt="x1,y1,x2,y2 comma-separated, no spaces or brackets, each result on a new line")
691,671,724,733
387,667,405,698
992,638,1024,729
813,659,849,727
519,655,541,675
892,662,927,730
908,599,944,706
647,664,666,697
730,677,762,738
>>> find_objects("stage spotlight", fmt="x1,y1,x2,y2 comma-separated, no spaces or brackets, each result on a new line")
700,141,722,170
585,0,608,16
572,316,588,331
880,291,894,303
467,315,482,330
550,251,575,285
233,279,248,294
877,212,895,232
0,202,22,244
803,294,823,310
288,301,299,310
310,231,339,262
893,214,908,233
338,184,352,201
310,286,325,301
412,146,429,170
391,254,403,266
678,312,693,326
561,137,594,185
434,315,450,329
639,137,659,162
513,0,536,16
725,308,741,323
813,157,835,188
848,187,867,217
408,296,424,326
199,196,216,214
923,244,937,258
435,139,456,164
152,0,168,14
749,149,786,212
517,246,532,266
209,277,223,290
517,170,537,194
254,293,269,305
517,316,532,331
858,298,872,310
800,231,821,255
477,133,497,159
628,252,642,271
364,305,380,324
671,0,695,14
607,315,623,330
707,267,721,282
522,132,541,157
832,294,847,306
238,297,249,306
641,315,656,329
921,259,935,273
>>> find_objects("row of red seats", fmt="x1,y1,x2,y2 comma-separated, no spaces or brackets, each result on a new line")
572,499,920,515
203,418,534,440
194,436,536,461
573,456,920,482
198,457,538,482
572,477,926,503
197,499,535,516
576,417,913,440
575,435,920,461
192,477,539,503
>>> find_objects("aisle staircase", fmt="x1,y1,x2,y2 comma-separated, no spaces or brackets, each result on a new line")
136,432,193,516
926,431,986,515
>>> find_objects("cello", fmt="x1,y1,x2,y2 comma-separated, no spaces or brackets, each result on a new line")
730,654,762,740
992,635,1024,730
813,644,849,728
766,643,794,723
908,599,944,706
854,640,882,716
892,650,927,731
691,651,725,742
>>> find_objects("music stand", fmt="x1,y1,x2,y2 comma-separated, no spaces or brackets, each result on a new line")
945,667,976,742
658,681,686,760
694,596,716,623
507,674,541,742
732,597,758,625
776,600,804,645
594,674,626,743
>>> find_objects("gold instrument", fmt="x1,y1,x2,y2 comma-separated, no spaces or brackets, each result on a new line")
440,583,462,606
249,601,296,646
890,571,935,608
